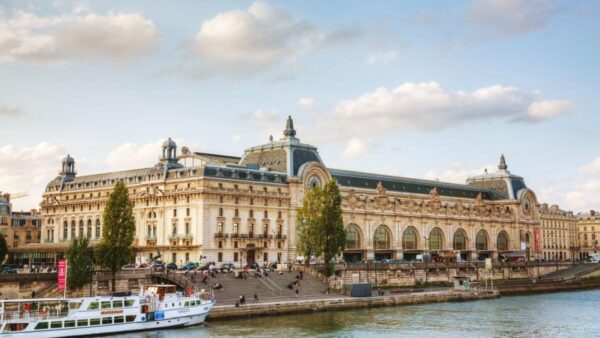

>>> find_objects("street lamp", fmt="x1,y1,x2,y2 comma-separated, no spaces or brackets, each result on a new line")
423,236,428,286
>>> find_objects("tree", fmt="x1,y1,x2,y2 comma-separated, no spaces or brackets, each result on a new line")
66,236,95,290
296,186,323,264
296,180,346,276
319,180,346,276
0,234,7,265
95,181,136,292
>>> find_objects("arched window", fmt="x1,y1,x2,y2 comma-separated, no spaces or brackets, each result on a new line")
402,227,418,250
63,221,68,239
476,230,488,251
374,226,391,250
87,219,92,238
453,229,467,251
497,231,509,251
346,225,361,249
95,219,101,239
71,221,76,239
429,228,443,251
79,220,84,238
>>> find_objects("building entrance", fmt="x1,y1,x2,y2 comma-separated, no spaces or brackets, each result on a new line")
343,252,363,263
247,250,255,267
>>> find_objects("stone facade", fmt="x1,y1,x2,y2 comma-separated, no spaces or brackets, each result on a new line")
30,117,550,266
577,210,600,259
8,210,41,248
0,193,10,242
538,204,579,261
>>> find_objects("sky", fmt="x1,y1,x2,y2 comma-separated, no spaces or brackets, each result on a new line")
1,0,599,213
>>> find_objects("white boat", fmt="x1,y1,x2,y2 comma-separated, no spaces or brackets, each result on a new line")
0,284,215,337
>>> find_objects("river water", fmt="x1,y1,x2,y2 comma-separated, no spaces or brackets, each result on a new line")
116,290,599,337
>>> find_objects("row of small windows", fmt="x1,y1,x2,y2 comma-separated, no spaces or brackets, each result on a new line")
34,315,137,330
218,208,281,219
217,183,283,194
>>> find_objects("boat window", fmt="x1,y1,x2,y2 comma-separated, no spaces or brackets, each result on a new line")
196,300,201,305
51,321,63,329
77,319,89,327
101,301,111,309
124,300,135,307
112,300,123,308
69,302,82,310
114,316,124,324
35,322,49,330
90,318,101,326
102,317,112,325
88,302,100,310
125,315,136,322
64,320,76,328
4,323,29,331
184,301,190,307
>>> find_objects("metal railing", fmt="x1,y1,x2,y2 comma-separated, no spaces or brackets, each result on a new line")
1,310,68,324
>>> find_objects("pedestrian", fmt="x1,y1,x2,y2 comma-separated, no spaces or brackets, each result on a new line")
235,301,240,308
300,271,303,280
241,294,246,305
295,287,299,298
31,290,36,298
254,294,259,302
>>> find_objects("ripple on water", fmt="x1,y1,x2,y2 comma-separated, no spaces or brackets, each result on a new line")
112,289,600,338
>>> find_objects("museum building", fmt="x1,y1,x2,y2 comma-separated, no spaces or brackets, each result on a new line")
25,117,545,266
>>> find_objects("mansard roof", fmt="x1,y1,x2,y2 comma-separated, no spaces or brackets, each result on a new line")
329,168,494,200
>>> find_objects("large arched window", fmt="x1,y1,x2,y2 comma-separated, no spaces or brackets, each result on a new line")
71,220,76,239
78,220,84,238
476,230,488,251
87,219,92,238
453,229,467,251
63,221,68,239
95,219,101,239
429,228,443,251
497,231,509,251
374,226,391,250
402,227,418,250
346,225,361,249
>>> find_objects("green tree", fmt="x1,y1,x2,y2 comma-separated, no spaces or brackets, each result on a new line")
66,236,95,290
319,180,346,276
296,180,346,276
0,234,7,265
296,186,323,264
95,181,136,292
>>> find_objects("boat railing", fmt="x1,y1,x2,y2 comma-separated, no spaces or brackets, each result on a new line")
1,310,68,323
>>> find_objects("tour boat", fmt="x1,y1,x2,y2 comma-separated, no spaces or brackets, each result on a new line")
0,285,215,337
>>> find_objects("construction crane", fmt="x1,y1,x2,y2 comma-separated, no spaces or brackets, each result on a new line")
9,192,28,200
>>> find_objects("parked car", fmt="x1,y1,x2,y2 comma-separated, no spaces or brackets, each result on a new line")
1,268,17,274
137,263,149,269
122,264,136,269
199,262,215,271
166,263,178,271
247,262,260,270
220,263,236,271
179,263,197,271
151,262,164,272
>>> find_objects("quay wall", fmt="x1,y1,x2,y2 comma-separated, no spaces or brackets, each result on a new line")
207,290,499,321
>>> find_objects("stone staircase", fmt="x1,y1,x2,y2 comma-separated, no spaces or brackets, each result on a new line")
540,263,600,281
193,270,332,305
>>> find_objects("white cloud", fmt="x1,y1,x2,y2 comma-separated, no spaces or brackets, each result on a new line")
0,10,159,63
366,50,398,65
319,81,571,140
0,142,68,210
467,0,563,36
104,139,185,171
579,157,600,174
297,97,315,111
189,1,359,78
342,137,373,158
564,179,600,212
232,134,241,144
423,163,496,184
0,105,23,117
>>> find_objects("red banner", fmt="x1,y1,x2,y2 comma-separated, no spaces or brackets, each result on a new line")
534,228,541,251
57,259,67,291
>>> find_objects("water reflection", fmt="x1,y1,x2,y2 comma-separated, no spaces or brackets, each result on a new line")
115,290,600,337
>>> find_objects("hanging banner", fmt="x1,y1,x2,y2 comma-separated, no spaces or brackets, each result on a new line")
534,228,541,251
520,230,526,251
57,259,67,291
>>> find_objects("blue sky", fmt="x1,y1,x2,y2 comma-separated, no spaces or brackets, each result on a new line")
1,0,599,212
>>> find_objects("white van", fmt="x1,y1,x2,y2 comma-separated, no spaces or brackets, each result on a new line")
587,253,600,263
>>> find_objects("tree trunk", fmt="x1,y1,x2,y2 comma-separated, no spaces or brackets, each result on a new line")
112,269,116,293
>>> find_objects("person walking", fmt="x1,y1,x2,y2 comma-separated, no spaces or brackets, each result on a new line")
254,294,259,302
295,286,299,298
